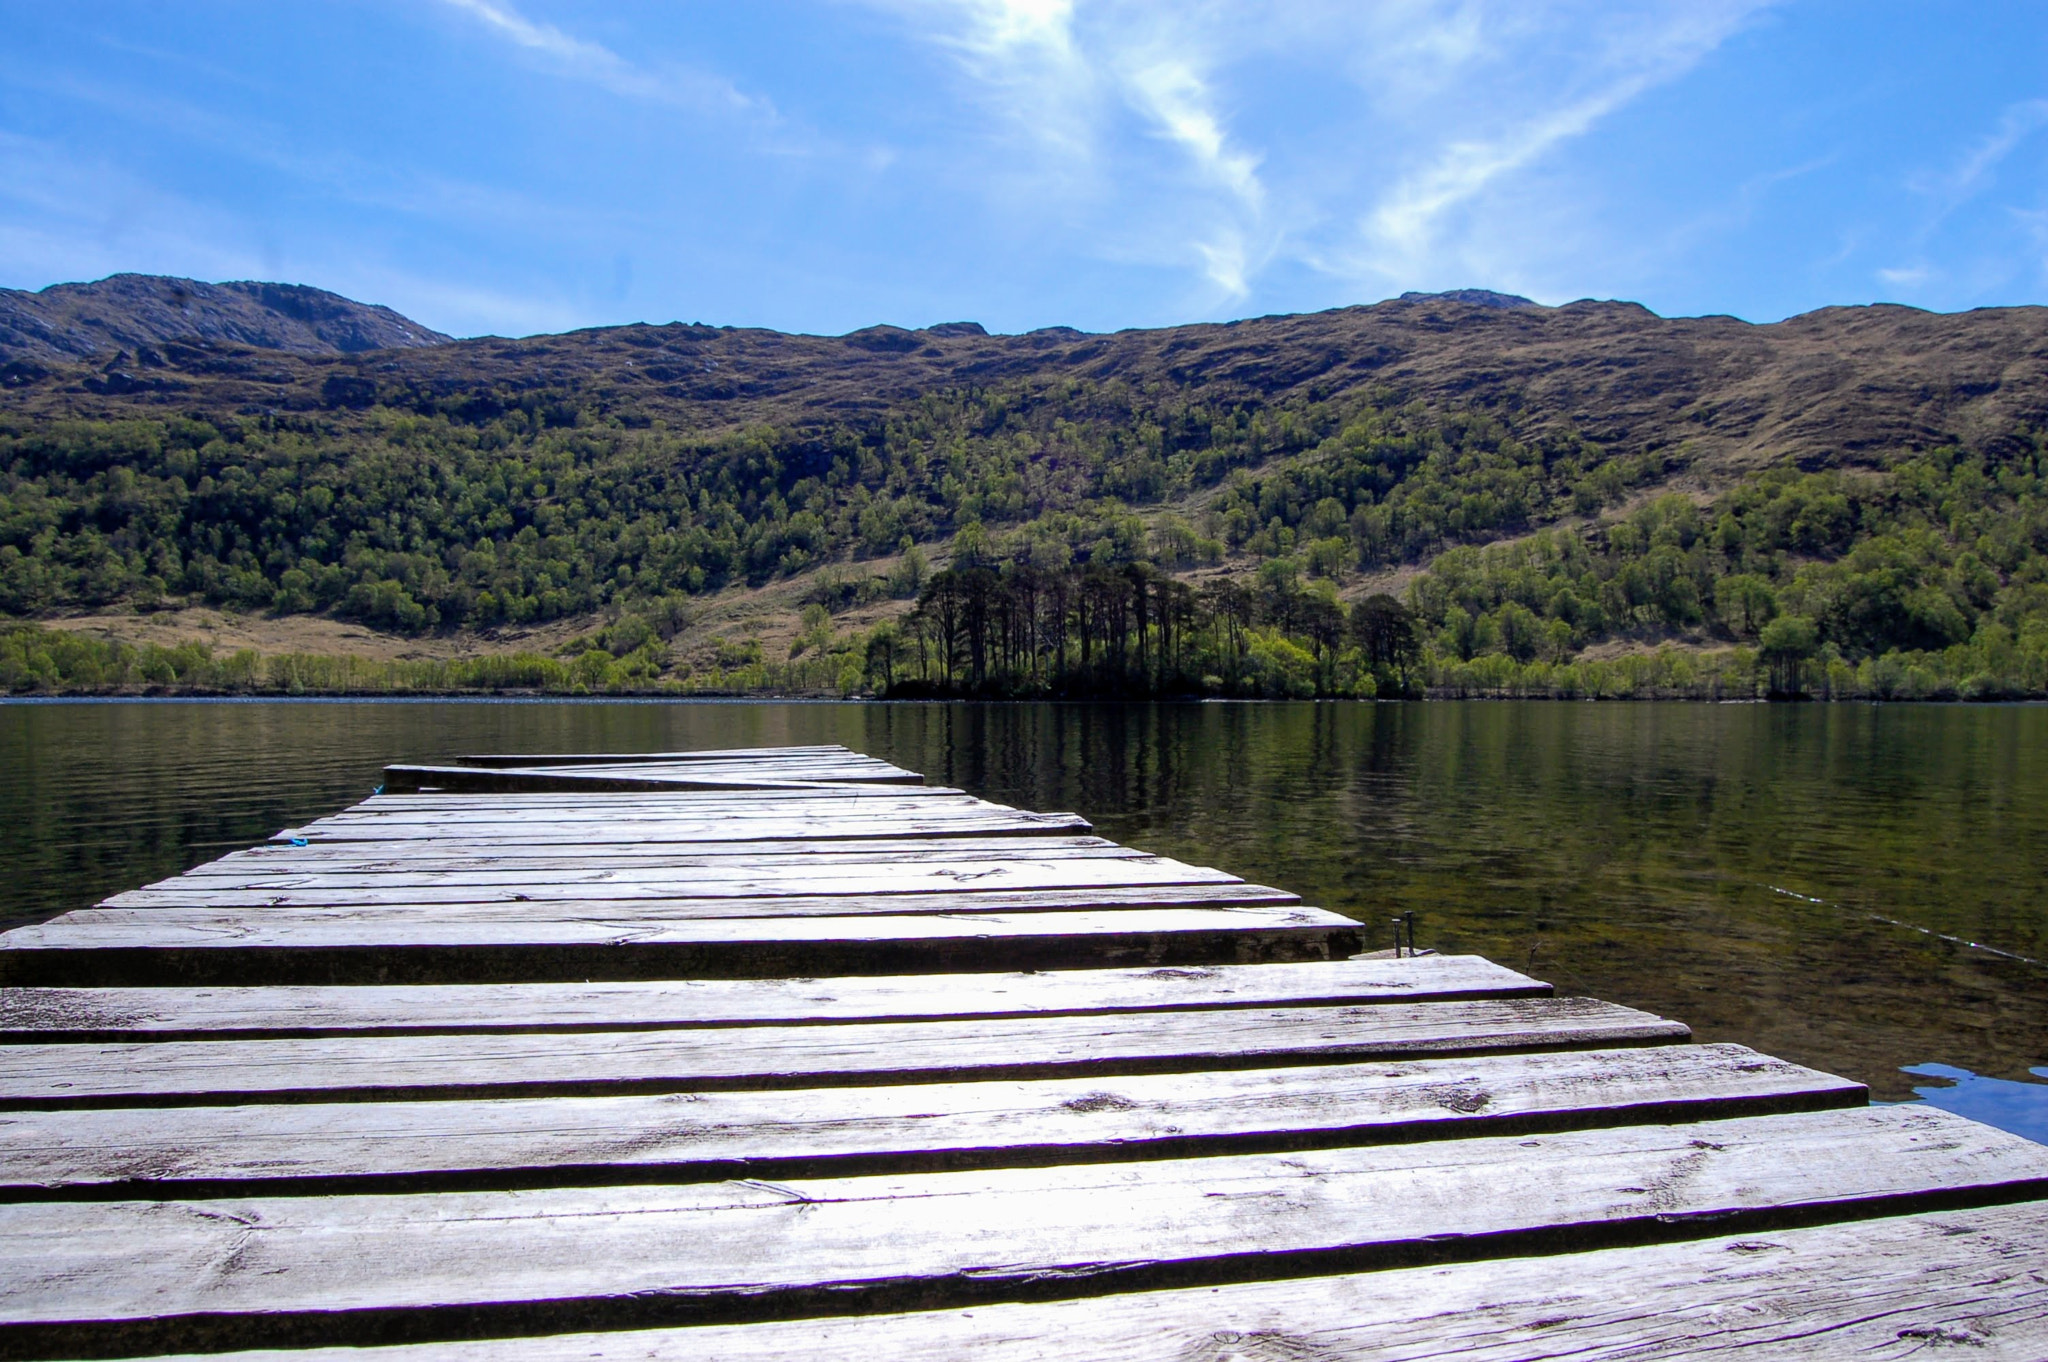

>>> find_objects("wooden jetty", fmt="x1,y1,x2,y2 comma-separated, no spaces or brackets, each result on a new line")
1,744,2043,1359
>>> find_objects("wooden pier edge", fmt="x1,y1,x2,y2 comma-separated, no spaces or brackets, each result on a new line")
0,742,2041,1361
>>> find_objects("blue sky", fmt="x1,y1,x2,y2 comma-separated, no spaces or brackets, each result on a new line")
1,1,2044,338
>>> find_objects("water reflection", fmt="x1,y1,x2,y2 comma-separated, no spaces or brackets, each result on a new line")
1903,1064,2048,1145
2,697,2044,1127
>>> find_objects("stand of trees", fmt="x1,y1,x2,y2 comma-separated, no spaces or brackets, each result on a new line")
886,560,1421,698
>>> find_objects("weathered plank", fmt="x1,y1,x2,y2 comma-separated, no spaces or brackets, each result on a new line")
329,787,972,808
12,885,1305,938
0,1044,1859,1198
3,1108,2043,1357
285,796,1006,822
158,842,1151,883
382,764,924,793
276,802,1093,838
273,815,1097,844
217,847,1136,875
210,836,1131,871
531,759,919,780
452,746,855,767
312,822,1096,845
104,855,1246,908
0,904,1361,985
121,1202,2048,1362
0,997,1686,1108
294,799,1033,824
0,955,1549,1041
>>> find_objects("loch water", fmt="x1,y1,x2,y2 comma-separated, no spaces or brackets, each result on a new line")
3,697,2043,1136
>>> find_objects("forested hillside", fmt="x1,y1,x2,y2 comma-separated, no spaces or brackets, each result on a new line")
3,284,2046,697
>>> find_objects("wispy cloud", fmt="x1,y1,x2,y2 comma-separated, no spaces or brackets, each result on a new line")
1878,97,2048,298
1345,2,1774,290
869,0,1276,299
1914,98,2048,206
862,1,1772,309
887,0,1099,174
436,0,766,115
1122,54,1264,294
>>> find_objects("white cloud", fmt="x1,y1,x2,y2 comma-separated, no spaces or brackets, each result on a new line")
1877,265,1932,288
1914,98,2048,206
856,1,1773,311
1123,57,1261,209
436,0,765,115
885,0,1098,169
866,1,1276,300
1344,2,1774,290
1121,54,1265,295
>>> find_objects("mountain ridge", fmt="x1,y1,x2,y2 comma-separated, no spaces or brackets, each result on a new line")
4,284,2042,489
0,274,451,366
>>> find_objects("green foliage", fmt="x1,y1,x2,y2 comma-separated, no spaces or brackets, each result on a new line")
0,380,1649,636
0,620,871,698
1398,441,2048,693
1206,403,1667,566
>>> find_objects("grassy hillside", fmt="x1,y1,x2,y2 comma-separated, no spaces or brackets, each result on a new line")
3,292,2046,697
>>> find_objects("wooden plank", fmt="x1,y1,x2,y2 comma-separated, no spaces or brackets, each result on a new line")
270,824,1095,846
163,838,1147,878
2,1108,2043,1357
349,794,971,810
414,752,911,774
382,765,925,793
0,904,1363,985
99,857,1254,908
336,788,972,807
0,956,1549,1041
528,764,921,783
453,746,855,767
525,757,911,774
224,832,1122,858
0,1044,1860,1198
297,795,1020,814
122,1202,2048,1362
215,838,1125,870
0,996,1686,1108
138,854,1199,893
0,995,1687,1114
288,798,1007,822
273,814,1096,844
318,799,981,816
37,887,1308,937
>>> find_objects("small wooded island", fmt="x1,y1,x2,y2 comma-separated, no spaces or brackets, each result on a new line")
1,745,2043,1356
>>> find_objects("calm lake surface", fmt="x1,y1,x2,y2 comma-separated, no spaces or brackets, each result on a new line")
4,698,2044,1136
